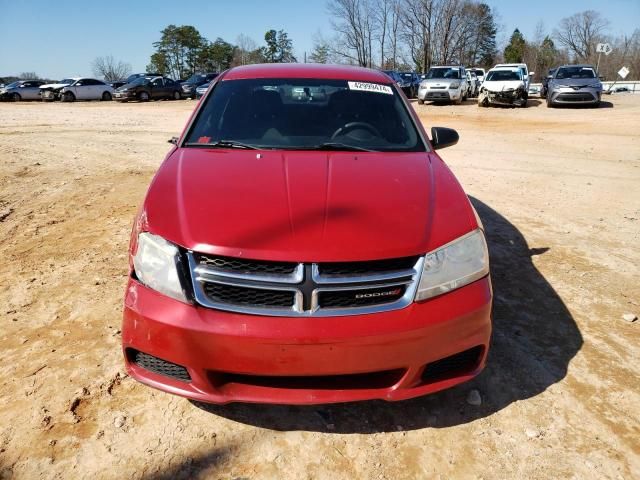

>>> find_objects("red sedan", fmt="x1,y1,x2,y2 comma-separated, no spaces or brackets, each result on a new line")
122,63,492,405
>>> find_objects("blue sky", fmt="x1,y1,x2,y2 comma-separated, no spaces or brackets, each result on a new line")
0,0,638,79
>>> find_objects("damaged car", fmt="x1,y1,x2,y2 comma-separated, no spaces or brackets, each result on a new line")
478,67,528,108
39,78,76,101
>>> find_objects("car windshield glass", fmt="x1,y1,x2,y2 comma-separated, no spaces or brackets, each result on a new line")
5,81,21,88
425,68,460,79
400,73,413,79
129,77,149,86
555,67,596,79
60,79,74,84
186,74,205,84
486,70,521,81
185,78,425,152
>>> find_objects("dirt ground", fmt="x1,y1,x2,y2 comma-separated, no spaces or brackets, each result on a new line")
1,94,639,480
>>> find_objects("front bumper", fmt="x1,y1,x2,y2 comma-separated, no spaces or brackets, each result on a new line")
113,92,136,101
418,88,460,102
549,88,601,105
122,276,492,405
479,88,526,106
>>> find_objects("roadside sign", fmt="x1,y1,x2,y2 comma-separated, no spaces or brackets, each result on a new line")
618,66,629,79
596,43,613,56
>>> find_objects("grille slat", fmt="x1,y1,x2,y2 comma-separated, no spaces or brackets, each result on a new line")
195,253,297,275
203,282,295,308
189,253,423,317
318,285,406,308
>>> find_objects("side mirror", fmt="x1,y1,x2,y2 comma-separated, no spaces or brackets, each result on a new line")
168,137,178,145
430,127,459,150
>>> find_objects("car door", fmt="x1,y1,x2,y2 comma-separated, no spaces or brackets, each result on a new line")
21,81,40,100
150,77,164,99
71,79,88,99
163,78,176,98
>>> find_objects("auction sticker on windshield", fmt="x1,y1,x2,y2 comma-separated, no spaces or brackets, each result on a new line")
348,81,393,95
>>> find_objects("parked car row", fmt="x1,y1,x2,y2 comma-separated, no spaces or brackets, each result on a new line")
1,71,219,103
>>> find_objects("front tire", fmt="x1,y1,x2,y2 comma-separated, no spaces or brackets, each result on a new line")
63,91,75,102
418,98,424,105
172,90,181,100
11,92,21,102
139,91,150,102
101,91,112,101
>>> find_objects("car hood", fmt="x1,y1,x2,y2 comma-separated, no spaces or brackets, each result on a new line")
483,80,524,92
141,148,475,262
551,77,601,88
41,82,73,89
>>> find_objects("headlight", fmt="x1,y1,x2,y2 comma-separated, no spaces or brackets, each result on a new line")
133,232,188,302
415,229,489,301
449,82,461,89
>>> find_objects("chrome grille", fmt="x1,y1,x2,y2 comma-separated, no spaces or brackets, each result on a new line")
188,252,424,317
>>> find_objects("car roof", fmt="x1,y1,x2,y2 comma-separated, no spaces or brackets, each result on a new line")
430,65,461,69
557,64,595,69
223,63,393,84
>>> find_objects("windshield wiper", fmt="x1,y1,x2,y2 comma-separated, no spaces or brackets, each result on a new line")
305,142,375,152
184,140,258,150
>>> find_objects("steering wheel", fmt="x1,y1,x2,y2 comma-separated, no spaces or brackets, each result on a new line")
331,121,381,140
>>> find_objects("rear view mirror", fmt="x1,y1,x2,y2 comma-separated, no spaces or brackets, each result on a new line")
430,127,459,150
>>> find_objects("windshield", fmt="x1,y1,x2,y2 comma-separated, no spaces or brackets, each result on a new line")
5,81,21,89
128,77,150,86
555,67,596,79
400,73,414,80
59,78,74,84
185,78,424,152
425,68,460,80
186,74,205,84
486,70,522,81
470,69,484,76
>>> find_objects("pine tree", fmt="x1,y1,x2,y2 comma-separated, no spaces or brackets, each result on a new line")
504,29,526,63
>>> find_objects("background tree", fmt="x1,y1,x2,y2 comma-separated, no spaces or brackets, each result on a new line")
471,3,497,68
261,29,297,63
233,34,263,66
554,10,609,61
327,0,375,67
150,25,207,80
18,72,40,80
91,55,131,81
309,41,331,63
198,38,235,72
147,51,169,76
504,28,526,63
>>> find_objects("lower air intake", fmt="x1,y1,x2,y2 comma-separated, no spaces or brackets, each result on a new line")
130,350,191,382
421,346,483,383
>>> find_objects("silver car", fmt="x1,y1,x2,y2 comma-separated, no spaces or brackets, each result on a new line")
418,66,468,105
0,80,46,101
547,65,602,108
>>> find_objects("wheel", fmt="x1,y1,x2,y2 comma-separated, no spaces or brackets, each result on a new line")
173,90,181,100
63,91,75,102
101,91,112,101
454,96,462,105
546,97,554,108
418,98,424,105
11,92,21,102
139,91,150,102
